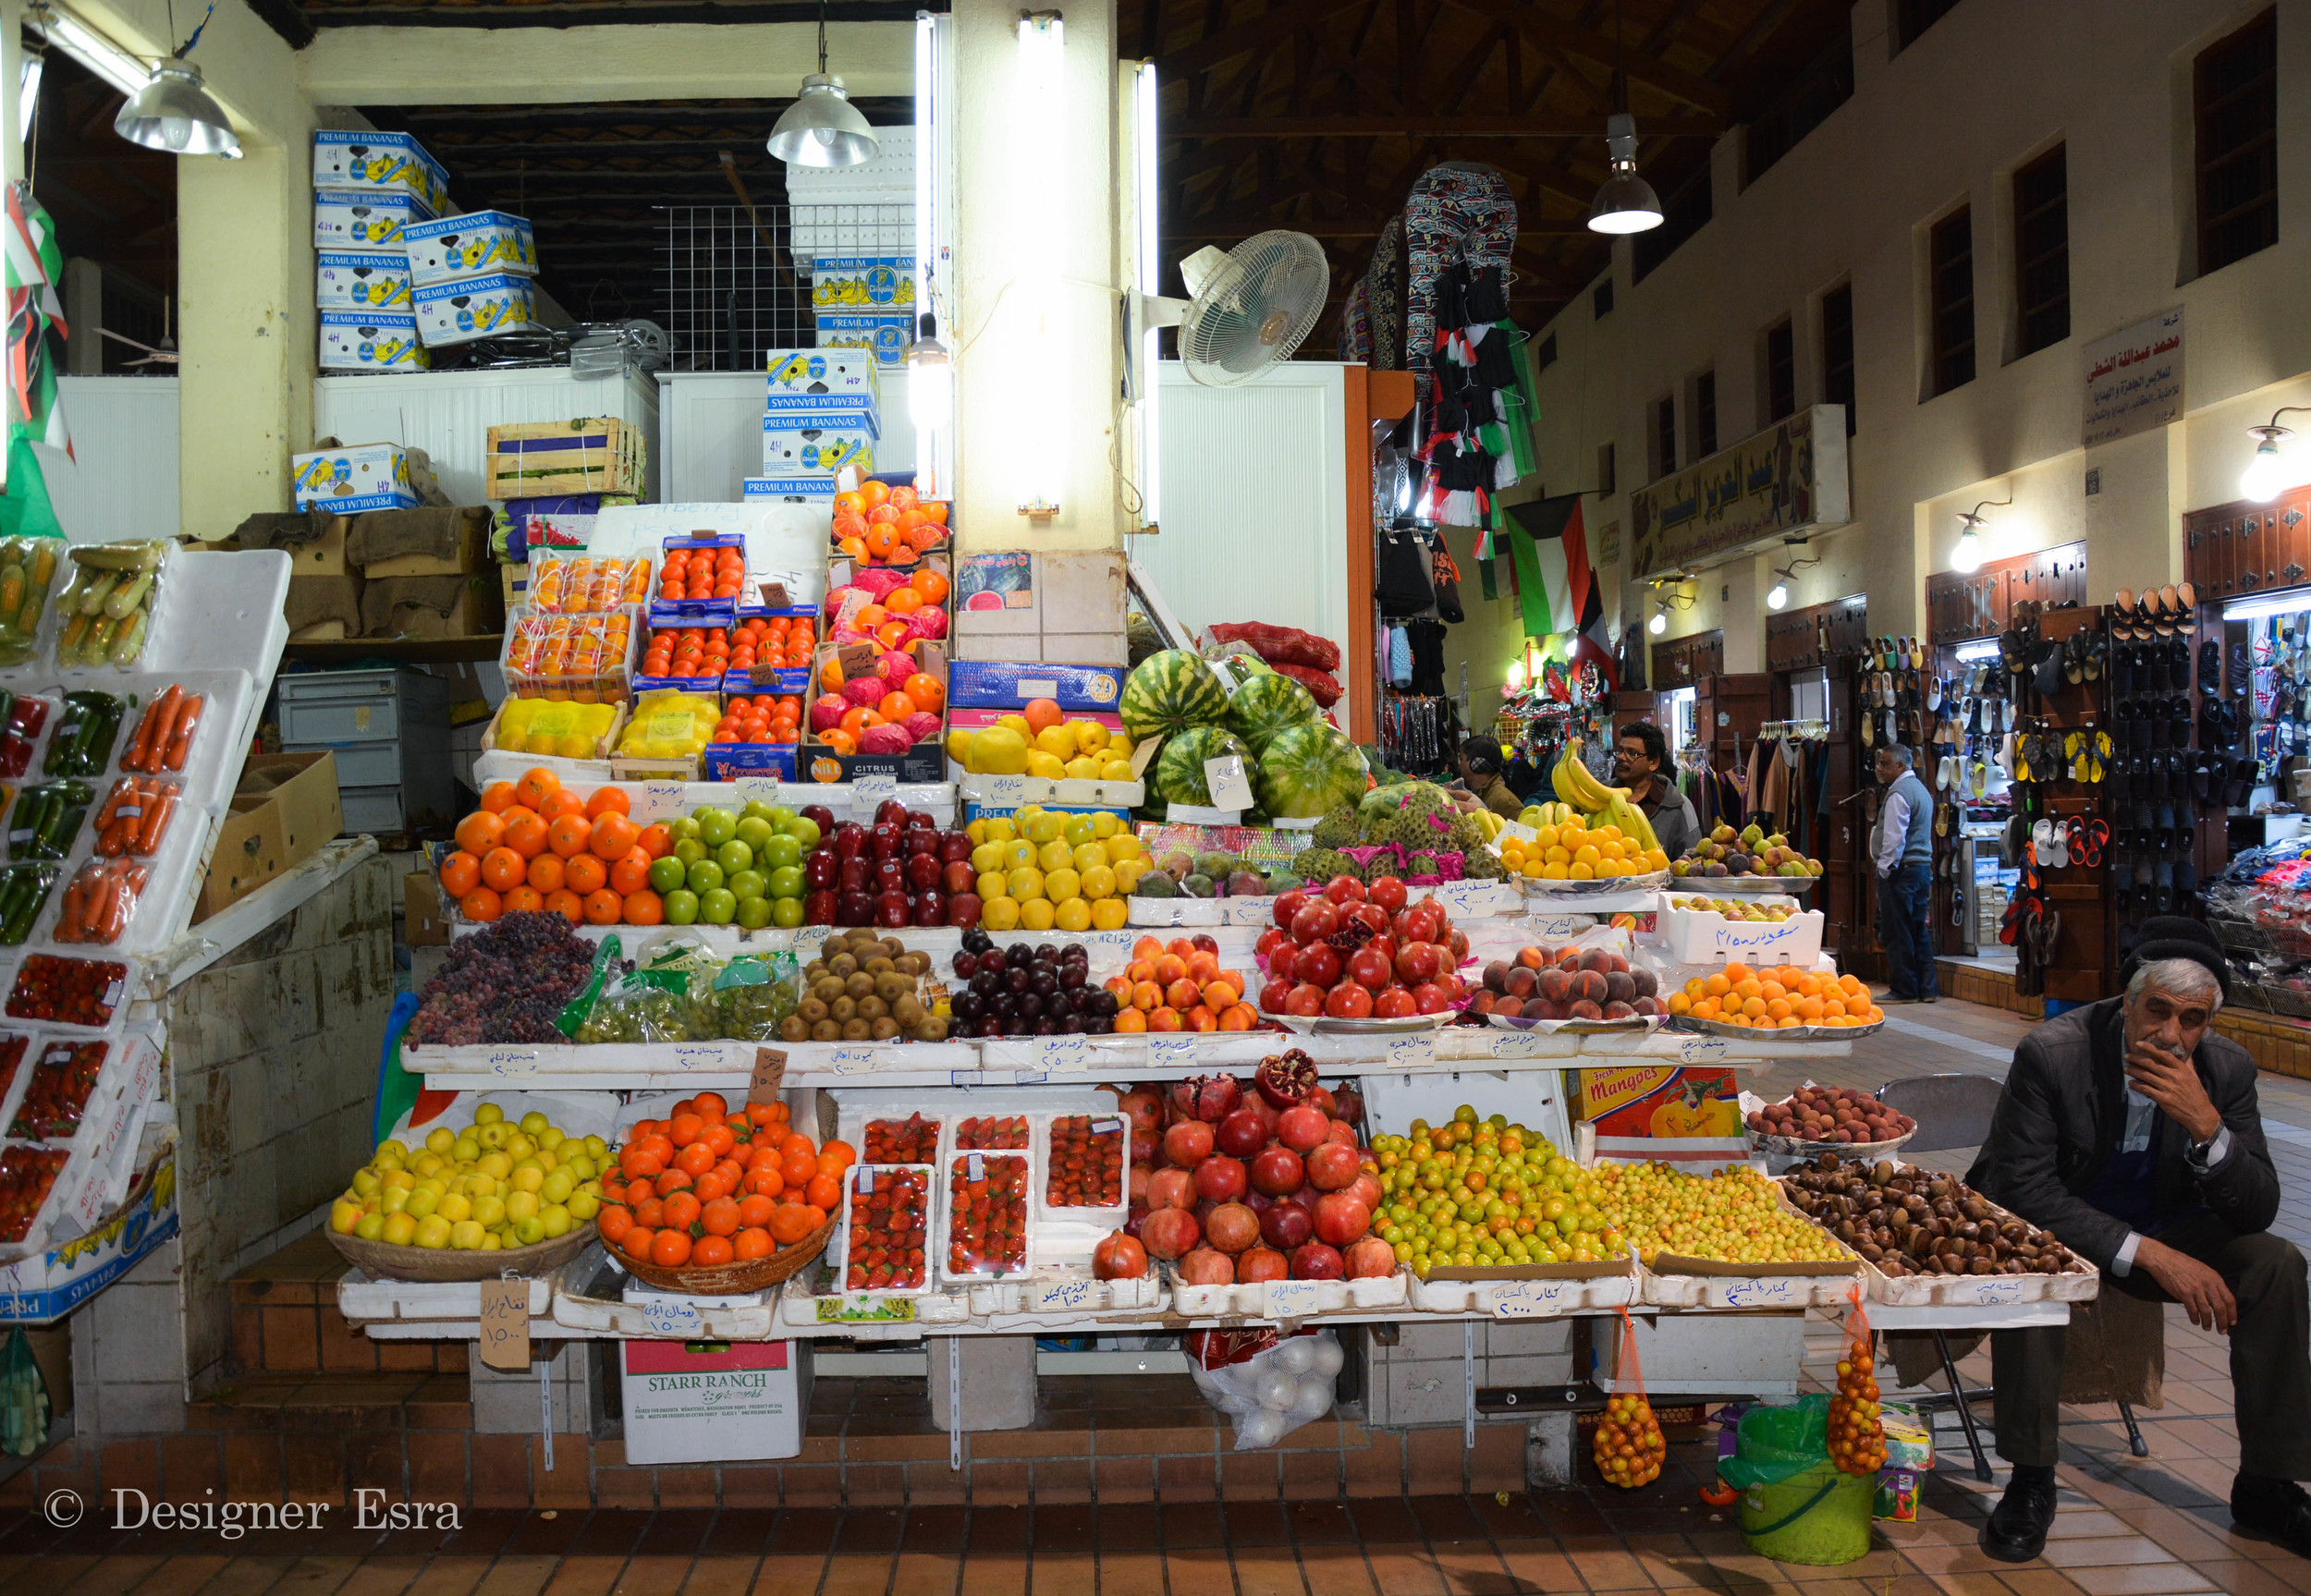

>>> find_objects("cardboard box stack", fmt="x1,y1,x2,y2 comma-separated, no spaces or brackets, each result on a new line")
276,446,502,640
312,131,446,374
787,128,916,368
746,349,881,504
405,210,541,349
949,550,1128,666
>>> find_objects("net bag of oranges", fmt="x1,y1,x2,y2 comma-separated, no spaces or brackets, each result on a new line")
1828,1286,1886,1476
1595,1306,1667,1488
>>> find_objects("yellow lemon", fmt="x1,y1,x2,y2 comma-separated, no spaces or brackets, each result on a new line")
1045,867,1082,902
1090,897,1128,931
1020,896,1057,931
982,895,1021,932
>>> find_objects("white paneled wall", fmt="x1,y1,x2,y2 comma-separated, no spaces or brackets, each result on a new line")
657,368,916,503
46,377,179,543
1139,360,1352,732
313,369,662,505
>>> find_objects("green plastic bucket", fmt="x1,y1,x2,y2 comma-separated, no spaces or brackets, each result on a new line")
1737,1460,1875,1566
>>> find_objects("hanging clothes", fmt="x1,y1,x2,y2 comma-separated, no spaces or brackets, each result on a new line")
1339,278,1372,363
1405,619,1449,697
1402,164,1515,379
1365,215,1406,372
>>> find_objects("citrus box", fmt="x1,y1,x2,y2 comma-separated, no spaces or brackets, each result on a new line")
317,250,411,311
412,273,536,347
312,130,451,213
947,661,1125,713
313,189,435,250
291,444,422,514
320,311,427,372
402,211,539,286
814,312,911,367
767,347,881,407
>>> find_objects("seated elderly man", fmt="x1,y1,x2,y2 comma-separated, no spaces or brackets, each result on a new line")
1968,918,2310,1561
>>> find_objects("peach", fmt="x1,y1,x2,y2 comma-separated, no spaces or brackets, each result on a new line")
1604,970,1636,1004
1573,969,1609,1004
1567,998,1603,1020
1493,996,1524,1019
1579,947,1613,974
1537,967,1572,1003
1504,966,1538,999
1482,959,1510,992
1515,945,1546,970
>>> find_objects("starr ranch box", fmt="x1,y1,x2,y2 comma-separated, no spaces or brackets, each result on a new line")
317,250,412,311
312,130,451,213
621,1333,812,1464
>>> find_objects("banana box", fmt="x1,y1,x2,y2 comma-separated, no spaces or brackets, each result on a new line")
766,347,881,408
762,399,879,476
319,311,428,374
316,250,411,311
412,273,538,347
813,312,912,368
744,477,839,504
809,256,916,311
291,444,422,514
312,130,451,213
402,211,539,286
313,189,436,250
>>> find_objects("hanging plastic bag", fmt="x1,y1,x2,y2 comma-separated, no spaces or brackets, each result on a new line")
1187,1328,1345,1450
1596,1304,1667,1486
0,1325,51,1457
1828,1285,1885,1476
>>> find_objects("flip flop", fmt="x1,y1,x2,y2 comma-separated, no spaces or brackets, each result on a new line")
2078,818,2109,869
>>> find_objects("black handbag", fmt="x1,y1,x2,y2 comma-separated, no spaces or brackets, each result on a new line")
1377,531,1435,619
1431,546,1464,624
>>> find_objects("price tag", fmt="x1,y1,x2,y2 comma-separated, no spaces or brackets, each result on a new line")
1151,1038,1197,1064
477,1280,531,1370
1130,738,1161,780
838,640,879,679
1490,1279,1571,1319
641,781,684,814
1969,1278,2023,1305
1033,1278,1093,1312
827,1045,879,1074
1265,1279,1321,1318
749,1047,787,1103
978,774,1029,807
852,773,899,812
1040,1034,1091,1069
1678,1036,1731,1063
641,1298,703,1338
759,581,791,610
732,775,783,808
485,1050,537,1081
1718,1276,1797,1308
1202,755,1253,810
1386,1034,1435,1068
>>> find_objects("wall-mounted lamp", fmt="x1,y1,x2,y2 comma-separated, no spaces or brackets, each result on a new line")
1504,660,1526,692
1950,496,2010,575
1645,576,1695,635
2242,407,2311,502
1765,538,1819,612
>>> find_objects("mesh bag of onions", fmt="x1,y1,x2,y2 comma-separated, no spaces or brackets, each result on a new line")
1186,1328,1345,1450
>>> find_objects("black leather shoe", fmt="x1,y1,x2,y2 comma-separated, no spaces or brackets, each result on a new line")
2232,1473,2311,1556
1981,1466,2059,1563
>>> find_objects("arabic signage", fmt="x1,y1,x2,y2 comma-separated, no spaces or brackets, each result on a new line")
1630,406,1850,580
2083,308,2183,448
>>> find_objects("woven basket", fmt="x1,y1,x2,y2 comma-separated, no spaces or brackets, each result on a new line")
324,1224,593,1283
616,1211,838,1296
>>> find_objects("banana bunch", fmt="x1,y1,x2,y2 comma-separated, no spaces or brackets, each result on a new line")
1550,739,1663,853
1518,799,1579,829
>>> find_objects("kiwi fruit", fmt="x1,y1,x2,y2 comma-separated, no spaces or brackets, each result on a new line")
870,1017,901,1041
858,994,888,1021
841,1017,872,1041
831,995,857,1022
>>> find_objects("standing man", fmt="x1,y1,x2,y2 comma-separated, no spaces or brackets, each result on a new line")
1970,925,2309,1561
1456,737,1525,821
1612,722,1700,863
1872,743,1937,1003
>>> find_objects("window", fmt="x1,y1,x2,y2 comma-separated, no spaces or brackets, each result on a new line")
1820,285,1855,436
2013,144,2070,356
1597,443,1616,497
1652,397,1677,480
1593,279,1615,319
2195,7,2277,274
1694,371,1718,458
1535,332,1558,372
1743,18,1853,187
1928,208,1975,396
1895,0,1964,52
1765,319,1796,421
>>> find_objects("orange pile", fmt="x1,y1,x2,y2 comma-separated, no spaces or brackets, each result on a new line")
659,543,747,603
1101,936,1258,1032
503,613,634,703
1593,1393,1665,1488
832,481,949,566
436,767,670,926
531,555,651,613
1667,962,1885,1029
596,1093,853,1270
715,694,801,746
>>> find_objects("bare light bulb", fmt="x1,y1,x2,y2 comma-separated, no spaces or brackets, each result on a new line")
2243,431,2292,502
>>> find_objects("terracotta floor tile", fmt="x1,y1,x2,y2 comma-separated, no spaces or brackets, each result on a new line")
1287,1501,1358,1545
55,1553,165,1594
571,1513,654,1560
2192,1563,2305,1596
958,1549,1027,1596
1229,1500,1295,1547
1999,1571,2091,1596
1095,1548,1170,1596
1099,1503,1163,1550
765,1510,842,1557
1349,1499,1422,1545
1359,1542,1448,1596
679,1555,764,1596
2038,1538,2178,1569
819,1551,897,1596
835,1509,906,1554
1556,1537,1650,1590
333,1553,434,1596
1298,1543,1382,1596
2061,1568,2216,1596
1495,1540,1578,1592
967,1507,1033,1554
1430,1541,1515,1590
1888,1545,2017,1578
541,1554,629,1596
701,1517,778,1559
406,1553,498,1596
1408,1495,1488,1546
1236,1544,1311,1596
472,1553,560,1596
1031,1548,1095,1594
1163,1503,1229,1549
1036,1505,1098,1548
1167,1545,1241,1596
1925,1574,2015,1596
746,1552,829,1596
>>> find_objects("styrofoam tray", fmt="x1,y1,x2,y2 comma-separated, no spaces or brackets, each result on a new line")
776,1275,971,1326
551,1267,777,1339
833,1161,938,1299
1861,1253,2098,1308
1522,871,1669,898
967,1270,1164,1316
1032,1109,1129,1232
342,1267,558,1323
1640,1264,1862,1309
1649,901,1824,966
1167,1268,1406,1319
460,761,958,829
935,1149,1033,1285
1409,1263,1636,1315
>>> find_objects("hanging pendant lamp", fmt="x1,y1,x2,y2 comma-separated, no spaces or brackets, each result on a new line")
114,3,238,157
768,0,878,168
1586,1,1659,235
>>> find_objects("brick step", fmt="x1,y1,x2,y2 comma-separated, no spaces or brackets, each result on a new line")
229,1228,466,1377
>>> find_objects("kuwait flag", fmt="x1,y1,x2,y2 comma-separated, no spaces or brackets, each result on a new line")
1506,493,1618,691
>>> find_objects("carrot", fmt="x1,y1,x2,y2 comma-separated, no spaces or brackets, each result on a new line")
83,871,113,937
54,880,82,943
130,685,179,773
165,696,202,772
141,691,185,774
138,789,175,855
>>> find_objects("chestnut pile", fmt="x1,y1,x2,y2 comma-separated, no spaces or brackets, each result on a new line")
1782,1154,2074,1278
1747,1084,1914,1146
948,931,1120,1038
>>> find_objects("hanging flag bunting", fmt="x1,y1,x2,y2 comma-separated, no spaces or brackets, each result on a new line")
3,183,70,532
1508,493,1618,692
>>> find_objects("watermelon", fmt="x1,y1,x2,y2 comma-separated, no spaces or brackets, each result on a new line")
1256,723,1370,819
1151,725,1254,809
1120,649,1229,741
1226,671,1320,758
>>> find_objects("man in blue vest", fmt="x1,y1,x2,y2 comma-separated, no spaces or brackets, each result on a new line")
1872,743,1937,1003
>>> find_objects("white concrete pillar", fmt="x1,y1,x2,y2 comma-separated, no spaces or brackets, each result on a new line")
948,0,1123,556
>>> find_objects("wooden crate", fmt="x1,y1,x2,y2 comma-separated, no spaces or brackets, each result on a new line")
484,417,646,498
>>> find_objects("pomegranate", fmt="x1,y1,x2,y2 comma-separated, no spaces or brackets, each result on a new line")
1290,901,1339,944
1117,1087,1165,1143
1347,1173,1383,1213
1139,1206,1201,1261
1250,1096,1284,1135
1344,1237,1398,1279
1163,1120,1215,1167
1169,1075,1241,1124
1236,1245,1290,1282
1304,1142,1362,1192
1193,1155,1247,1203
1308,1084,1339,1117
1325,1117,1359,1147
1332,1081,1366,1126
1253,1047,1319,1109
1259,1200,1313,1251
1178,1247,1234,1285
1215,1107,1268,1159
1127,1165,1152,1206
1204,1200,1260,1255
1290,1241,1345,1280
1273,888,1310,931
1094,1231,1149,1280
1249,1145,1304,1198
1278,1103,1329,1153
1146,1167,1195,1211
1313,1192,1373,1246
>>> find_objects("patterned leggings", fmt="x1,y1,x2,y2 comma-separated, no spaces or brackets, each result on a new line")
1338,278,1371,363
1402,164,1516,374
1364,214,1404,370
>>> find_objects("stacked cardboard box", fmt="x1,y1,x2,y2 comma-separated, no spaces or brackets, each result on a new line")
405,210,541,349
747,349,882,501
312,131,445,373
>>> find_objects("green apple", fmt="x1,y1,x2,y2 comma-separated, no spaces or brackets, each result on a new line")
694,806,738,847
766,864,805,899
735,815,774,852
686,859,725,895
735,895,775,930
741,800,780,825
714,838,754,875
786,817,822,852
673,837,708,868
727,869,767,901
663,888,701,924
668,815,702,842
647,855,688,894
763,833,803,870
770,895,806,928
700,886,739,924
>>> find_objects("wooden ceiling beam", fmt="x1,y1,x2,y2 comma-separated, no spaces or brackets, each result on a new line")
1437,0,1733,115
1158,0,1363,77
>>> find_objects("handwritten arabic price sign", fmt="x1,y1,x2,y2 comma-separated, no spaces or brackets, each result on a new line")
640,1298,703,1338
749,1047,788,1103
478,1281,531,1370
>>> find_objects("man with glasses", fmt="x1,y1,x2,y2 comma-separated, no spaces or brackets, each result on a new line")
1971,920,2310,1562
1611,722,1698,862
